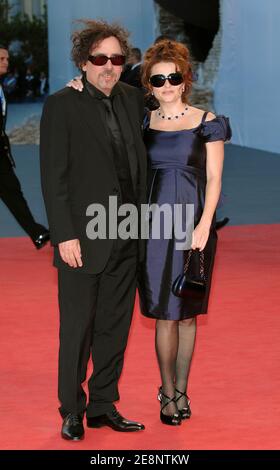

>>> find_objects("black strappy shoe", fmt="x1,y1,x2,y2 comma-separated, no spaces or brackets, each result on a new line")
175,388,192,419
157,387,181,426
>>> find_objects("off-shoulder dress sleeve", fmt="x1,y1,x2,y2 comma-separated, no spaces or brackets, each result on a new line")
194,115,232,142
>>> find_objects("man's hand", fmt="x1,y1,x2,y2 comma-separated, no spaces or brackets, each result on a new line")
58,239,83,268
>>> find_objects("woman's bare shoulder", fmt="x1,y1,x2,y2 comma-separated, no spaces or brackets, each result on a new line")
188,106,216,120
205,111,216,121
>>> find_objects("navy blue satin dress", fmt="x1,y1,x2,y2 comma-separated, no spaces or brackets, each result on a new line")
138,111,231,320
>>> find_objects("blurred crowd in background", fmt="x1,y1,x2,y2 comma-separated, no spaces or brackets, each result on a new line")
1,65,48,102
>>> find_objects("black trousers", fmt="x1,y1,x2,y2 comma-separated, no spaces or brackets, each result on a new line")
0,154,46,241
57,238,138,418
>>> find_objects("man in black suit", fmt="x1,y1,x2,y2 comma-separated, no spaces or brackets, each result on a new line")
120,47,142,88
0,45,49,248
40,20,147,440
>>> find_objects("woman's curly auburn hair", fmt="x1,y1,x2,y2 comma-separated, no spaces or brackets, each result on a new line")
71,19,131,69
141,40,193,104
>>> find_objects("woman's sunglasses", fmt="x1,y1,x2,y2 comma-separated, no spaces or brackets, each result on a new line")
88,54,126,66
149,72,184,88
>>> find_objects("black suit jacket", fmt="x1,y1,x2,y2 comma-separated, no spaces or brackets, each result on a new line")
40,81,147,274
120,64,142,88
0,86,15,167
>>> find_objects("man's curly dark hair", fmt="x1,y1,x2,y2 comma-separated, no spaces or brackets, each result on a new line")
71,19,131,69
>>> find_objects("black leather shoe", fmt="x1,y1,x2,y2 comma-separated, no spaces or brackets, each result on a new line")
34,230,50,249
215,217,230,230
87,406,145,432
61,413,84,441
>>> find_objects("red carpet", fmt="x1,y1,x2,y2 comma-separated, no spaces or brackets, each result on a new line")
1,224,280,450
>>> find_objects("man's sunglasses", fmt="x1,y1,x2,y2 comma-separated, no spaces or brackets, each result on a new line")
149,72,184,88
88,54,126,66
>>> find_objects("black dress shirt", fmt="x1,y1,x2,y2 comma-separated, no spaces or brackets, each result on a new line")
84,78,138,205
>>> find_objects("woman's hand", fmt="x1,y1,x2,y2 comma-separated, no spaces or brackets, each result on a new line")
191,222,211,251
66,75,84,92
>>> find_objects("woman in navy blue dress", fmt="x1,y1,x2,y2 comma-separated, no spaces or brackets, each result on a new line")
139,40,231,425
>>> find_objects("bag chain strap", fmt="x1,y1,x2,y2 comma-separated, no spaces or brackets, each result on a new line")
183,249,205,280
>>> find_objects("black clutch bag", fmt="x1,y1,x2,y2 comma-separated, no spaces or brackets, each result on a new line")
172,249,207,299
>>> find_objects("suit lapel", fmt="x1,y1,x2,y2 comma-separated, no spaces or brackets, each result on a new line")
0,86,7,132
116,86,147,194
114,91,138,195
0,101,3,134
